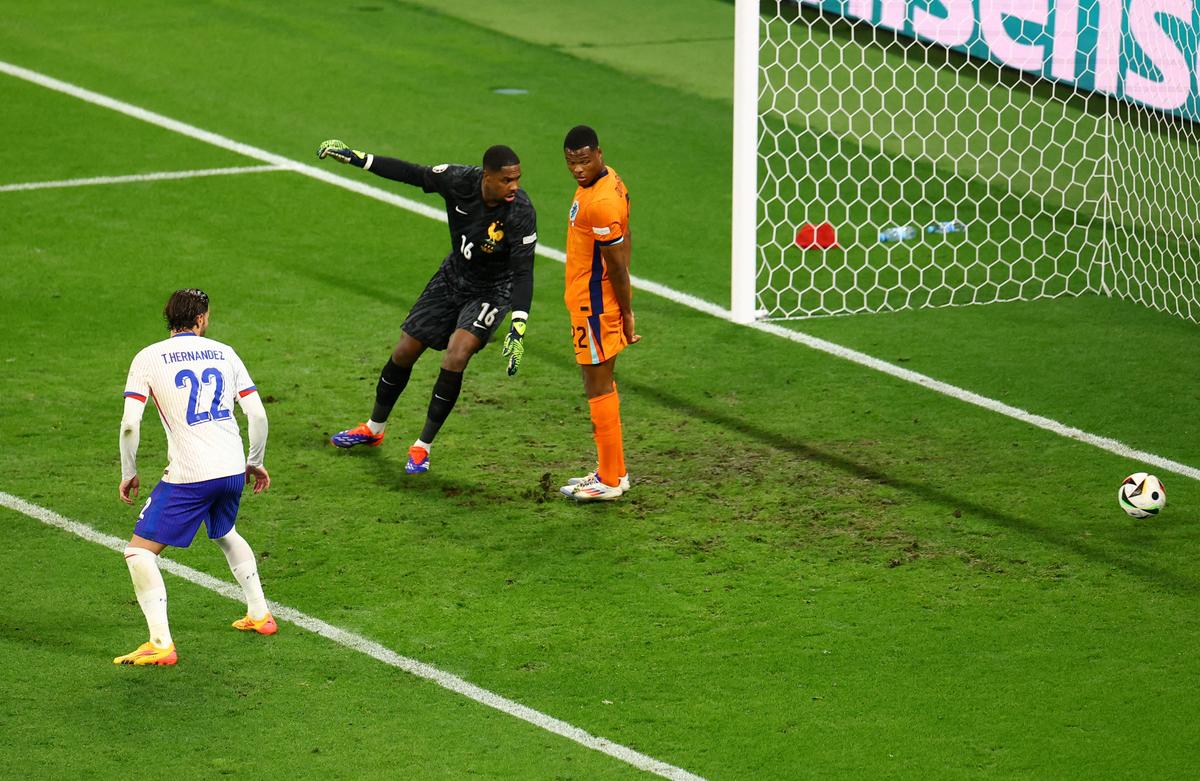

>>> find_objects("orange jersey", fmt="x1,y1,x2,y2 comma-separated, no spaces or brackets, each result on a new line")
564,167,630,316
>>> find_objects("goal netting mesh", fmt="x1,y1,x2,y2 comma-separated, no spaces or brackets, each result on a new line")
746,0,1200,321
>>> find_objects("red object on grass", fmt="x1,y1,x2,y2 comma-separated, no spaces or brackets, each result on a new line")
815,221,838,249
795,222,838,249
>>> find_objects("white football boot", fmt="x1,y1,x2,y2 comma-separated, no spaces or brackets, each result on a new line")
565,471,630,491
561,473,626,501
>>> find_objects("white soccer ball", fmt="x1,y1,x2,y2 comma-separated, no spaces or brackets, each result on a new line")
1117,472,1166,518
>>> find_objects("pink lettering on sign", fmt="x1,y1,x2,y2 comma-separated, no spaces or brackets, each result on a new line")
1051,0,1080,80
879,0,908,28
980,0,1050,72
846,0,873,20
1125,0,1191,110
913,0,975,47
1094,0,1122,93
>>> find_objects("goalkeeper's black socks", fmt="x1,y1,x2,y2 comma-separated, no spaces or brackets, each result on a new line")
371,359,413,423
420,368,463,443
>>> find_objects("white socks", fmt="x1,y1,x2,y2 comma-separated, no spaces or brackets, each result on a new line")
123,530,267,648
124,546,172,648
215,528,269,620
367,419,386,435
414,438,432,451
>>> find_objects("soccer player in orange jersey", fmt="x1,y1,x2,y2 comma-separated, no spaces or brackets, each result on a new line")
559,125,639,501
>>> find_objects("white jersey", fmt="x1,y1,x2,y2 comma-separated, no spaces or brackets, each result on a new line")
123,333,257,484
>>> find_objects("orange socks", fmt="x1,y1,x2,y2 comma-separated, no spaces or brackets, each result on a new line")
588,386,626,487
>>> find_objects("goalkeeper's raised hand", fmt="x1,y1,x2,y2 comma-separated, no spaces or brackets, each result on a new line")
317,139,369,168
502,319,527,377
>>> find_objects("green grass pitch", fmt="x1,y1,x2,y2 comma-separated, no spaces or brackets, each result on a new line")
2,1,1199,778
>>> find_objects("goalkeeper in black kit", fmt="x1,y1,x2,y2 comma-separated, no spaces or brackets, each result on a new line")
317,139,538,475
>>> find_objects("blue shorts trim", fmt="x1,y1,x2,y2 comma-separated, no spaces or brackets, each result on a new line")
134,473,245,548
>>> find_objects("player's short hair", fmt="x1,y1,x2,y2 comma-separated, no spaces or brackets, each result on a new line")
164,288,210,331
482,145,520,172
564,125,599,152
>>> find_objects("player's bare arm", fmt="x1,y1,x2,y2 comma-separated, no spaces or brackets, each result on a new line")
600,239,640,345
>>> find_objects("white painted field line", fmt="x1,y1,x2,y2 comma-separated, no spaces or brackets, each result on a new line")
0,165,285,192
0,59,446,222
748,322,1200,481
3,59,1197,483
0,491,706,781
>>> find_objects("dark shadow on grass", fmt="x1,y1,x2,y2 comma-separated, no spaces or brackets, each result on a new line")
299,266,413,311
536,347,1200,595
320,431,568,510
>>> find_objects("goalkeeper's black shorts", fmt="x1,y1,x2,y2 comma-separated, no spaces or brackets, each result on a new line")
402,264,511,351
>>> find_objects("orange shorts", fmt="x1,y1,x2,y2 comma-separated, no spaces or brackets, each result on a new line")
570,311,628,365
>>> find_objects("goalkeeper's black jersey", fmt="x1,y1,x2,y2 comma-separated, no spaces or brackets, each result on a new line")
368,158,538,299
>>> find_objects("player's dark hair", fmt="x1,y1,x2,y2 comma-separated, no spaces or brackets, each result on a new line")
482,145,520,171
564,125,599,151
164,288,210,331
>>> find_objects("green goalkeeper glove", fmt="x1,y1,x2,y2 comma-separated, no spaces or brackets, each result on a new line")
317,139,369,167
502,319,527,377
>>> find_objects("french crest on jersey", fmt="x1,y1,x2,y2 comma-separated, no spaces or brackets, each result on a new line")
481,221,505,254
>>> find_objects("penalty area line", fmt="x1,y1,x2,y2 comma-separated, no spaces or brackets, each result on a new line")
0,165,286,193
3,58,1197,482
0,491,706,781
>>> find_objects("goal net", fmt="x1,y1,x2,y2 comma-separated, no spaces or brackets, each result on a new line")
731,0,1200,322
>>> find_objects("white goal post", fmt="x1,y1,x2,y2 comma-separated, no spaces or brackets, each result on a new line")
731,0,763,323
731,0,1200,323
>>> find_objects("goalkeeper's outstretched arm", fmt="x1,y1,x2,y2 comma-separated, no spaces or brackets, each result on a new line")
317,139,426,187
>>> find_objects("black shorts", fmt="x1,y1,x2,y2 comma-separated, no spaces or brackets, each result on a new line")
402,267,511,351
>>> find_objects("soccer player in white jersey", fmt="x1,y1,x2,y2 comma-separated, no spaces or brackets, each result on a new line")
114,289,275,666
